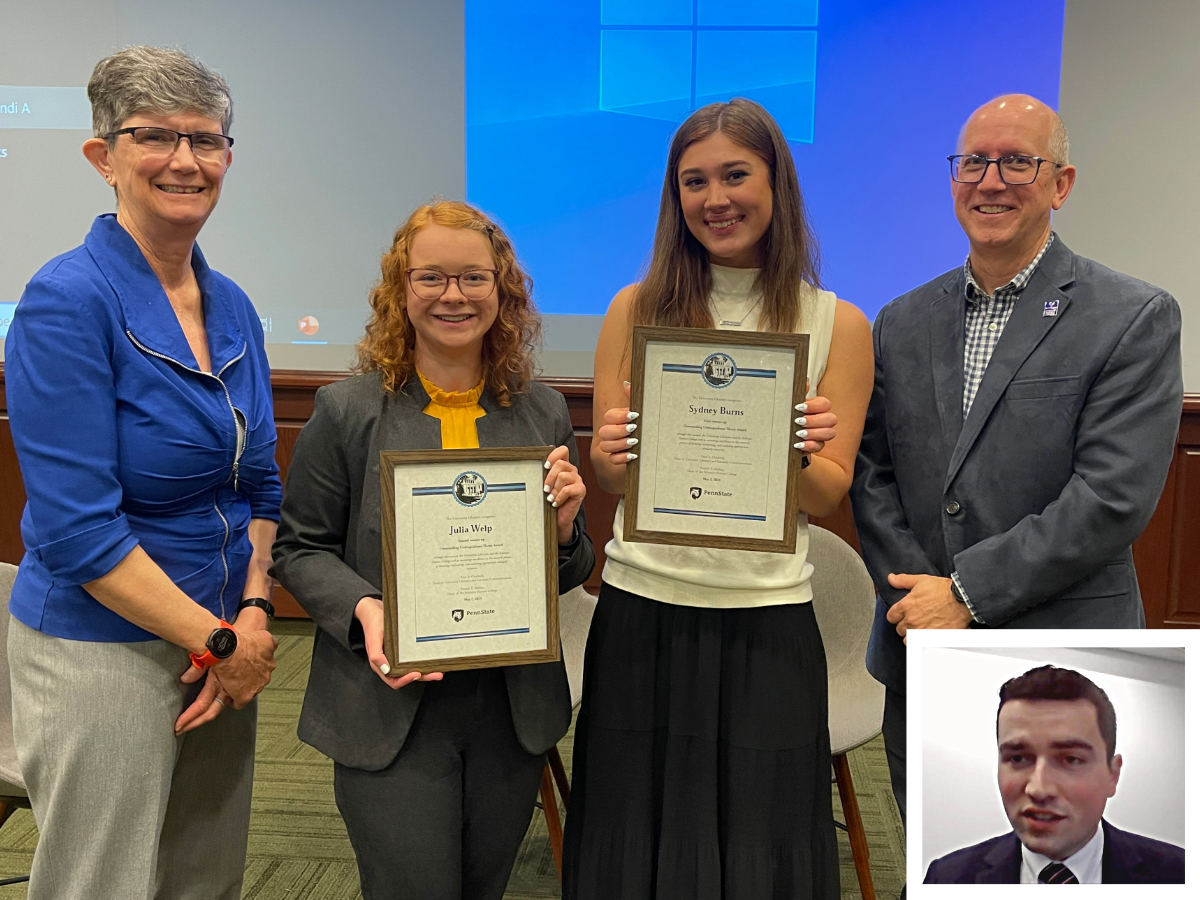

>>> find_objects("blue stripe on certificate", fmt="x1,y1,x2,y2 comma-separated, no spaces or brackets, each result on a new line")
652,508,768,521
411,482,526,496
661,363,775,378
416,627,531,642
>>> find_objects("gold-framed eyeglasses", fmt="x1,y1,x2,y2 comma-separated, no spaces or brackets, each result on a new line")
406,268,498,300
105,127,233,162
948,154,1062,185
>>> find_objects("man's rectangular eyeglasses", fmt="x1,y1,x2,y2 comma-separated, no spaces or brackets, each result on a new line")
406,269,499,300
947,155,1063,185
105,127,233,161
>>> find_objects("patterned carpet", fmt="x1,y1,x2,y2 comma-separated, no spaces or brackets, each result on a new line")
0,620,905,899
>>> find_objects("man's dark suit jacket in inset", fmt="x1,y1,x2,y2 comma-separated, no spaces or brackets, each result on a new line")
271,372,595,771
924,819,1185,884
851,236,1183,693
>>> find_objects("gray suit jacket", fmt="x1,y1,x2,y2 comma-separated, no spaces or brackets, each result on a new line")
852,236,1182,692
271,372,595,770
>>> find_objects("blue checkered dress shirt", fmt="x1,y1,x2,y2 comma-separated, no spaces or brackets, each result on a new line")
961,233,1055,417
951,233,1055,622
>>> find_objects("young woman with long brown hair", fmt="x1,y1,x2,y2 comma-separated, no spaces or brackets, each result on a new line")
273,201,594,899
562,99,873,898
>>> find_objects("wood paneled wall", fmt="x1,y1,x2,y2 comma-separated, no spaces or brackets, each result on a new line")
1,367,1196,628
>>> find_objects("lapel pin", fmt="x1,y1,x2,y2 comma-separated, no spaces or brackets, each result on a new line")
1043,299,1059,317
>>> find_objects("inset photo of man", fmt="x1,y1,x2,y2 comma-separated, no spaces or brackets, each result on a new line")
908,637,1191,890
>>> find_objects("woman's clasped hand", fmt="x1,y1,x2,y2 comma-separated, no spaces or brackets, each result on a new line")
175,617,279,734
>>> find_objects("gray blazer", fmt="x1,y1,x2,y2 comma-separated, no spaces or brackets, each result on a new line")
852,236,1182,693
271,372,595,770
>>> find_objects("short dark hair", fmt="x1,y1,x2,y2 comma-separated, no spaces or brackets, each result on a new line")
997,665,1117,762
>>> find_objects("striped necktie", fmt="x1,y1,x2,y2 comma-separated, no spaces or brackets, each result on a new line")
1039,862,1080,884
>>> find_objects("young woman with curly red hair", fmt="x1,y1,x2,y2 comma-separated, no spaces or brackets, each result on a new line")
273,201,594,899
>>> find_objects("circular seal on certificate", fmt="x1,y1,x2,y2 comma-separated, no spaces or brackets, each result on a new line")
701,352,737,388
452,471,488,507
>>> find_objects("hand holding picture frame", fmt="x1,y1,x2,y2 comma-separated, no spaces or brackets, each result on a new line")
624,326,810,554
380,447,560,673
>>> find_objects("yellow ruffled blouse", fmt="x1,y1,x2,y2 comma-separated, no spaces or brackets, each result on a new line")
418,371,486,450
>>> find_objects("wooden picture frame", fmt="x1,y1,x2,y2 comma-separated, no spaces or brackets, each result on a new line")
624,326,809,554
380,446,559,672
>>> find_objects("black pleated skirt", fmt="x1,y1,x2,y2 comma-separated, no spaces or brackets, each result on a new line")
562,582,839,900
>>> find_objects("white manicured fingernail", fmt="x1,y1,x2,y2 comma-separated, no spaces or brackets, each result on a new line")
626,437,638,447
795,403,808,412
796,429,808,439
544,460,551,470
546,493,555,503
552,501,559,508
380,663,391,675
543,484,550,493
626,452,638,461
794,442,806,450
626,423,637,433
623,381,631,388
794,416,807,426
626,411,639,420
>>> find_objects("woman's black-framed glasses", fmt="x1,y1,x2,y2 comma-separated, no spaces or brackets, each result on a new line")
947,155,1062,185
406,268,499,300
105,127,233,162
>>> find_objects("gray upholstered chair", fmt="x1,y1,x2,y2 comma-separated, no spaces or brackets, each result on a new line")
0,561,31,886
537,584,597,877
809,525,885,900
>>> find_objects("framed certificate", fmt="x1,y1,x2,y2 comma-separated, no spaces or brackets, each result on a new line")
624,326,809,553
380,447,559,673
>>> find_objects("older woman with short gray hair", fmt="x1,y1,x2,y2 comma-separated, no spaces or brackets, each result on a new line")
5,46,279,898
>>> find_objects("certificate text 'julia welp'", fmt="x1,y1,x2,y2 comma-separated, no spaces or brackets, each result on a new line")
382,450,557,672
410,471,530,642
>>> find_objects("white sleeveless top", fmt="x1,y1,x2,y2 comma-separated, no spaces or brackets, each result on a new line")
602,265,839,608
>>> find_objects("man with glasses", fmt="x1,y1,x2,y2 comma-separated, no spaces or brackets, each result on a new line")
850,94,1183,893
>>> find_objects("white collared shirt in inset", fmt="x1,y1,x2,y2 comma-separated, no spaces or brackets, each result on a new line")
1019,823,1104,884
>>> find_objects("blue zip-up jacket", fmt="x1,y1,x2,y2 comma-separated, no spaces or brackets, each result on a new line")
5,214,282,641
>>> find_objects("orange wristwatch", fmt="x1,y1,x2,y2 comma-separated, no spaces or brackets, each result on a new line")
190,620,238,668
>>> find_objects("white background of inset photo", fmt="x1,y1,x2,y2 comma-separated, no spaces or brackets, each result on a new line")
907,630,1196,898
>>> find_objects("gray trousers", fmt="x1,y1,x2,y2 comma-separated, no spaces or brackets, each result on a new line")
7,616,257,900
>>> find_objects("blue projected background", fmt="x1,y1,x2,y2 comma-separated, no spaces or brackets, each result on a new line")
466,0,1066,321
598,1,818,142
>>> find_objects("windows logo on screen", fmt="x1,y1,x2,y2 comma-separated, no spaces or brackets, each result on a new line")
598,0,818,142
